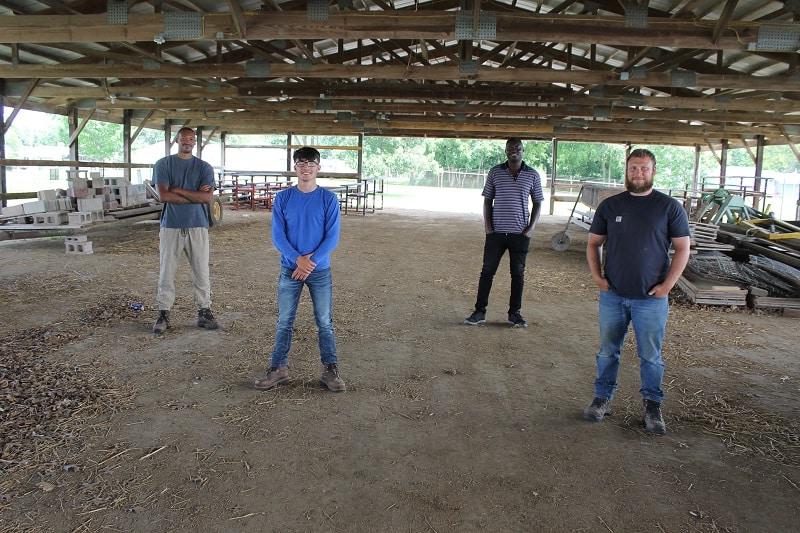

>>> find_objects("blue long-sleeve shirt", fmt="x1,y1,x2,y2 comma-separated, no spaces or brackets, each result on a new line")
271,186,340,270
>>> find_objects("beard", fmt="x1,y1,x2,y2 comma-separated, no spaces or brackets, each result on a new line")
625,176,653,194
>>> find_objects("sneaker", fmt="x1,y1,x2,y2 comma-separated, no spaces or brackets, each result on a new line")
507,312,528,328
463,310,486,325
583,397,612,422
254,367,289,390
643,399,667,435
197,308,219,330
320,363,346,392
152,310,170,334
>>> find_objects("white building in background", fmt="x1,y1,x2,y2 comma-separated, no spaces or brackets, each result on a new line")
713,166,800,221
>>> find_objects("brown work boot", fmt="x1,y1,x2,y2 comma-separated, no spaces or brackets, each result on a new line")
320,363,346,392
152,310,170,334
253,366,289,391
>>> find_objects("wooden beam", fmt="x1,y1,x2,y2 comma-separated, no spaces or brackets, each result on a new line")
226,0,247,38
712,0,739,45
0,63,795,91
3,79,39,130
779,126,800,164
0,159,152,168
27,85,800,113
130,110,155,144
202,126,220,150
739,135,756,163
0,12,763,50
705,140,721,163
67,108,95,147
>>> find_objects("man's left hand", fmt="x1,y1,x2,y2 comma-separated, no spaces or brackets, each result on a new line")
648,283,673,298
199,184,213,192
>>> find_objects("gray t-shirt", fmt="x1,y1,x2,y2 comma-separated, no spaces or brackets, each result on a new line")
153,155,214,229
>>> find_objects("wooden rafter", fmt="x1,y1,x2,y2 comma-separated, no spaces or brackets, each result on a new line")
4,79,39,131
67,108,96,146
130,110,155,144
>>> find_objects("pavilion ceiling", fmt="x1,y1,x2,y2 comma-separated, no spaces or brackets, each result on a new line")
0,0,798,148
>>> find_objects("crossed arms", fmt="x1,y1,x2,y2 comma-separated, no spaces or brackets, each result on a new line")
157,183,213,204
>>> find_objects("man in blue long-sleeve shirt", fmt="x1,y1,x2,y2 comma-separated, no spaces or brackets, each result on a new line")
254,147,345,392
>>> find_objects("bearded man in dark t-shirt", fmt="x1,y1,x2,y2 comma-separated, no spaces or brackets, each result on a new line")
582,149,691,435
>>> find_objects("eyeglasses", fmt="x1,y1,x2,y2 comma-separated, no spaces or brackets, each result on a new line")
294,159,319,167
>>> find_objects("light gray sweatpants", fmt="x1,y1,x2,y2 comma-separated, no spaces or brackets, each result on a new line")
156,227,211,311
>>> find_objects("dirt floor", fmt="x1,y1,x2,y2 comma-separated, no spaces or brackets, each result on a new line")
1,207,799,533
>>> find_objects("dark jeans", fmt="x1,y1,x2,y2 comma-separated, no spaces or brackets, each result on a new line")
474,232,530,315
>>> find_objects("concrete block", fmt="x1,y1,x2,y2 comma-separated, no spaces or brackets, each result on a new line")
1,204,25,217
37,189,58,201
89,171,102,180
42,200,60,211
78,197,104,212
23,200,47,214
67,176,89,198
33,211,68,225
104,177,129,188
91,210,104,222
65,238,93,255
58,198,74,211
68,212,93,225
104,200,120,210
65,235,88,243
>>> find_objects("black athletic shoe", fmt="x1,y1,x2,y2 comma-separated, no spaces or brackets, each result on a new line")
464,310,486,325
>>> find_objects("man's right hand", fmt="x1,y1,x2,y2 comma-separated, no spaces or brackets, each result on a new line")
292,254,316,280
593,275,610,291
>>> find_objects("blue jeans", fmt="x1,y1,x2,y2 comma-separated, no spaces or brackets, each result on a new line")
270,267,337,368
594,290,669,403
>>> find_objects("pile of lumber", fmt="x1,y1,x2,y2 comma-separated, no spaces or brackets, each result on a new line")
676,271,748,306
689,221,735,252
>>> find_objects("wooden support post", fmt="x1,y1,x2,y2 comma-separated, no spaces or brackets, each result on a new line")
196,126,204,159
69,107,79,172
357,133,364,178
0,86,5,208
123,109,132,181
286,132,292,171
753,134,765,210
550,138,558,215
220,132,226,179
720,138,728,185
164,119,172,157
692,144,700,192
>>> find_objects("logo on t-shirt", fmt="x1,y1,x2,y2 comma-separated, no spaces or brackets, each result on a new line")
615,216,623,223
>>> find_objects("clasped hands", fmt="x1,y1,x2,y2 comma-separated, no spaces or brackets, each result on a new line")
292,254,316,280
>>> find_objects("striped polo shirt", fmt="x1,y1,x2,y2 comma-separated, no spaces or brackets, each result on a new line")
482,161,544,234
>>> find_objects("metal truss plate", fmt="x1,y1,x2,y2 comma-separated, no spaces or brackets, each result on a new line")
207,81,221,92
455,11,496,40
351,120,364,129
459,59,478,75
630,66,648,80
107,0,128,25
142,59,161,70
315,99,333,111
592,106,610,119
624,3,648,29
295,58,313,71
749,25,800,51
307,0,329,22
670,70,697,88
336,111,352,121
454,112,466,123
245,59,270,77
164,12,203,41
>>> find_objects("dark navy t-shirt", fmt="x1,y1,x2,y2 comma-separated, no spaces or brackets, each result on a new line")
589,190,690,298
153,155,214,229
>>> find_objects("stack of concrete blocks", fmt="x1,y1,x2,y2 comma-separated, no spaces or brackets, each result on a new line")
32,189,73,226
103,177,145,209
64,235,93,255
77,197,105,223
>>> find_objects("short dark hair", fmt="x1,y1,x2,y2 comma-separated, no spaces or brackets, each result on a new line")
177,127,196,137
627,148,656,167
506,137,523,146
293,146,320,163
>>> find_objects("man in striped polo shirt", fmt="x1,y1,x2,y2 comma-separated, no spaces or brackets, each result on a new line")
464,138,544,328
